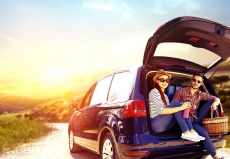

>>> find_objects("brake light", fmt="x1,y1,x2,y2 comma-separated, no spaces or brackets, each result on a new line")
209,42,218,48
189,37,200,42
123,100,146,117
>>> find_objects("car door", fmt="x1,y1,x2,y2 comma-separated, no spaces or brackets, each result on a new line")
143,16,230,74
76,75,113,152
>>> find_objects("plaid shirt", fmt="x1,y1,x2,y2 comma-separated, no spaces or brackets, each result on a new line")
171,87,215,121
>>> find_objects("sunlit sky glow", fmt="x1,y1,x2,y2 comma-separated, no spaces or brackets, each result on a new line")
1,0,230,83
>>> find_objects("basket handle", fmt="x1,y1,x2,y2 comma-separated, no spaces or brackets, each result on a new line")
210,109,219,119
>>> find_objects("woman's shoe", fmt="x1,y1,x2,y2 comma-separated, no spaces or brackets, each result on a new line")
181,132,200,142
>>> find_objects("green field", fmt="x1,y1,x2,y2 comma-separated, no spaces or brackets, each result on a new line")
0,114,54,152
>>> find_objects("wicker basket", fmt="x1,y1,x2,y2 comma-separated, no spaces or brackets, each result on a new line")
202,110,228,136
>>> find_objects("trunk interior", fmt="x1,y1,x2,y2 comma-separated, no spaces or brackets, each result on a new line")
145,70,222,138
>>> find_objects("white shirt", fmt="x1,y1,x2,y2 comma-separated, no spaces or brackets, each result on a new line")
149,88,170,118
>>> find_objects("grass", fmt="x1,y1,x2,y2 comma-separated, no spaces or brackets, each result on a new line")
21,98,75,123
0,114,54,153
224,109,230,148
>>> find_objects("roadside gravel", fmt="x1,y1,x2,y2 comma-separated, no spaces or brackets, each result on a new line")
203,147,230,159
0,123,229,159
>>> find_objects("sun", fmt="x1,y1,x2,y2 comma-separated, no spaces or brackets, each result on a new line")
42,69,64,82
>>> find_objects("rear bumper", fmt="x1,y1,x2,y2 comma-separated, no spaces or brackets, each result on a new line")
116,138,227,159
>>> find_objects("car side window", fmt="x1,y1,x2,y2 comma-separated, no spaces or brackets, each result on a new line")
90,75,113,106
80,84,96,109
108,71,132,103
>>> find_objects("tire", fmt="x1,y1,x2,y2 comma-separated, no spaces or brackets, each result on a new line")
69,129,83,153
101,133,119,159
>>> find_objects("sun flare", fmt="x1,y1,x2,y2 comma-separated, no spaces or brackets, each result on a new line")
42,69,64,82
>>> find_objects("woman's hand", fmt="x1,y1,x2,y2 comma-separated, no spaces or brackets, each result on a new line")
181,101,191,110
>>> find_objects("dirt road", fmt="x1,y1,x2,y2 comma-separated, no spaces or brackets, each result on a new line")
0,123,229,159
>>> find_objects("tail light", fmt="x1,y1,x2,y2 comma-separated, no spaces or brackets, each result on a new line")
122,100,146,117
123,151,149,157
219,103,224,116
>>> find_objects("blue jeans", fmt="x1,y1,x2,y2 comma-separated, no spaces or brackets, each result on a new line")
192,100,217,157
151,101,194,133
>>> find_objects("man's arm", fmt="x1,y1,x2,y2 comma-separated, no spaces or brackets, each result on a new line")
211,97,220,110
200,92,220,110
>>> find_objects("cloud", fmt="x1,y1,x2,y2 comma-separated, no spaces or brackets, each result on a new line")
152,0,200,15
83,0,116,11
0,34,23,45
111,32,151,65
83,0,135,18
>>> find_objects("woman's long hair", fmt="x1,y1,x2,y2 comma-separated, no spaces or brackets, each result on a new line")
153,80,170,106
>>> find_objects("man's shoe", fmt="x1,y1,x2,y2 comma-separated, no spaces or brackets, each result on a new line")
181,132,200,142
192,132,205,141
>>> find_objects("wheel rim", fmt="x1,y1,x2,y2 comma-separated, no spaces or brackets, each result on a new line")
69,130,74,150
102,139,113,159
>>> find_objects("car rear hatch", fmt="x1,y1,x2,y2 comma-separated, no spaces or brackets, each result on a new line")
142,16,230,75
141,16,230,151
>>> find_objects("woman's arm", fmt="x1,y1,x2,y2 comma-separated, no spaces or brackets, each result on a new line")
149,89,164,118
162,102,191,114
149,89,191,117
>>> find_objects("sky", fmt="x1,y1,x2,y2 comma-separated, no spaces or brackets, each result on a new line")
1,0,230,83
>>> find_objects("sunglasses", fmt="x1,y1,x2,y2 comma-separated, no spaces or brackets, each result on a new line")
192,78,202,84
157,78,170,83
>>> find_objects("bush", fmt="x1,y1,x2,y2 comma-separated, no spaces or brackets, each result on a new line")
0,115,54,152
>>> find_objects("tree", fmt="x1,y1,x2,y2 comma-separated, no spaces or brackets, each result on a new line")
210,75,230,93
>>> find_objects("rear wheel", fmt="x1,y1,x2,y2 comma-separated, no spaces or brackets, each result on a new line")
101,133,118,159
69,129,83,153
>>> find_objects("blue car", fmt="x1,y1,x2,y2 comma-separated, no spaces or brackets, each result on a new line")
68,16,230,159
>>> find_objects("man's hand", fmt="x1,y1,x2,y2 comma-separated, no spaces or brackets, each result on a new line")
211,97,220,110
211,104,217,110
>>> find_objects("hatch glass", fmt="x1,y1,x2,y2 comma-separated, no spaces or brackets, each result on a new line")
154,42,221,68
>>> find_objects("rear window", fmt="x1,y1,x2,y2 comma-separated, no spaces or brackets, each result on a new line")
90,75,113,106
154,43,221,68
107,71,133,103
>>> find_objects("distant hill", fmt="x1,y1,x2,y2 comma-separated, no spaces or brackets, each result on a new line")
219,59,230,70
0,69,115,114
17,97,76,122
0,93,51,115
0,102,25,114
